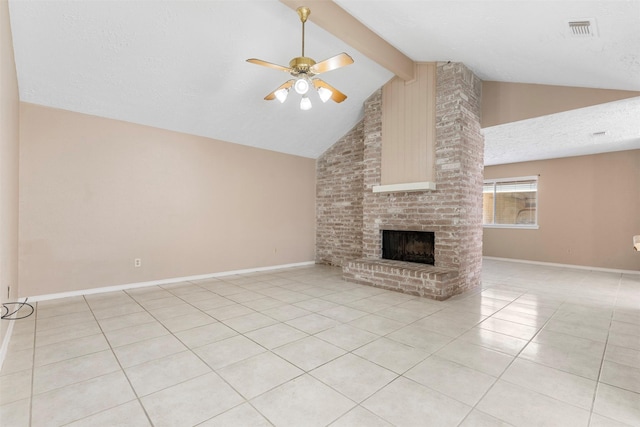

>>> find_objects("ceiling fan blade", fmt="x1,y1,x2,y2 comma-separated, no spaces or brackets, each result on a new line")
309,53,354,75
313,79,347,103
246,58,292,73
264,79,295,101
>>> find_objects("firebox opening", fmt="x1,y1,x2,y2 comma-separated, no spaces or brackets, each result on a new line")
382,230,435,265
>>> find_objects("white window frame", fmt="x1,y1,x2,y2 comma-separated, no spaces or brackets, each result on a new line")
483,175,539,229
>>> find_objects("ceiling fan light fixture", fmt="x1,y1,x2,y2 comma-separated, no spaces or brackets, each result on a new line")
247,6,353,108
300,95,312,110
274,88,289,103
317,87,332,103
294,76,310,95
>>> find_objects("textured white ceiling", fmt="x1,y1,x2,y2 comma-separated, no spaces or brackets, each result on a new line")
336,0,640,91
8,0,640,163
484,96,640,165
8,0,393,158
335,0,640,165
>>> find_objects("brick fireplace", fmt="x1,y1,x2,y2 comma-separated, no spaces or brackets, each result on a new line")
316,62,483,300
382,230,435,265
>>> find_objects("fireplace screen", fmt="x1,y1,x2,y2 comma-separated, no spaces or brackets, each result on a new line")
382,230,435,265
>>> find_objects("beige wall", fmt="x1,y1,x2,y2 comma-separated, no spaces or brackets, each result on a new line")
1,0,20,344
19,103,316,297
482,82,640,128
483,150,640,271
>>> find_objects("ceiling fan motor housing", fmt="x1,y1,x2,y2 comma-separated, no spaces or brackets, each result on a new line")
289,56,316,74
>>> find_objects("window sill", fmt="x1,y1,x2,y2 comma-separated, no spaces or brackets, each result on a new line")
483,224,539,230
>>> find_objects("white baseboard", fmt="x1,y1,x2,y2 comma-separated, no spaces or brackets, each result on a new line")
2,261,314,369
28,261,316,303
483,256,640,275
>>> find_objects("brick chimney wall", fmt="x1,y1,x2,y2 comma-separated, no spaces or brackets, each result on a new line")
316,62,483,298
316,121,365,266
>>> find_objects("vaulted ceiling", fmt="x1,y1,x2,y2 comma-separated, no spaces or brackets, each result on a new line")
8,0,640,164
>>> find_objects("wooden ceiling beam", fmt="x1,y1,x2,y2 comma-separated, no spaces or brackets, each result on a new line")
279,0,415,81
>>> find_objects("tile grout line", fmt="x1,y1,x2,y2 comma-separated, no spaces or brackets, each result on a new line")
204,276,381,426
586,272,622,427
28,302,37,427
350,285,536,425
125,284,252,426
9,264,635,426
455,282,565,426
169,276,419,426
187,277,357,425
82,293,157,427
147,279,307,426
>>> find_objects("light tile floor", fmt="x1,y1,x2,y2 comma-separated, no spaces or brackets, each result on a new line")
1,259,639,426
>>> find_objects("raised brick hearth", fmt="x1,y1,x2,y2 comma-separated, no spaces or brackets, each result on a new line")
344,259,458,301
317,62,484,300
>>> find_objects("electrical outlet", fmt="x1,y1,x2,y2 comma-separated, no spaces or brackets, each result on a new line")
134,258,142,268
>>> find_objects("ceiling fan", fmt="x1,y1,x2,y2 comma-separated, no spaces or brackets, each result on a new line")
247,6,353,110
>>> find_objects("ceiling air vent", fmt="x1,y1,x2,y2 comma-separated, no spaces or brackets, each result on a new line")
568,19,598,37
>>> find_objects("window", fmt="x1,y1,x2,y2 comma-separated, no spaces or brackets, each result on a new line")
483,176,538,228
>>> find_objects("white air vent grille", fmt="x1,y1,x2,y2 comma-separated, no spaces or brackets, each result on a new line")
568,19,598,37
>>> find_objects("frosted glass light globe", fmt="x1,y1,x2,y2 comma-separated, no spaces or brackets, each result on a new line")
294,77,310,95
300,96,312,110
274,88,288,103
317,87,332,103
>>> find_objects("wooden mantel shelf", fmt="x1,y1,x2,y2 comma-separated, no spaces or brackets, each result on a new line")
372,182,437,193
